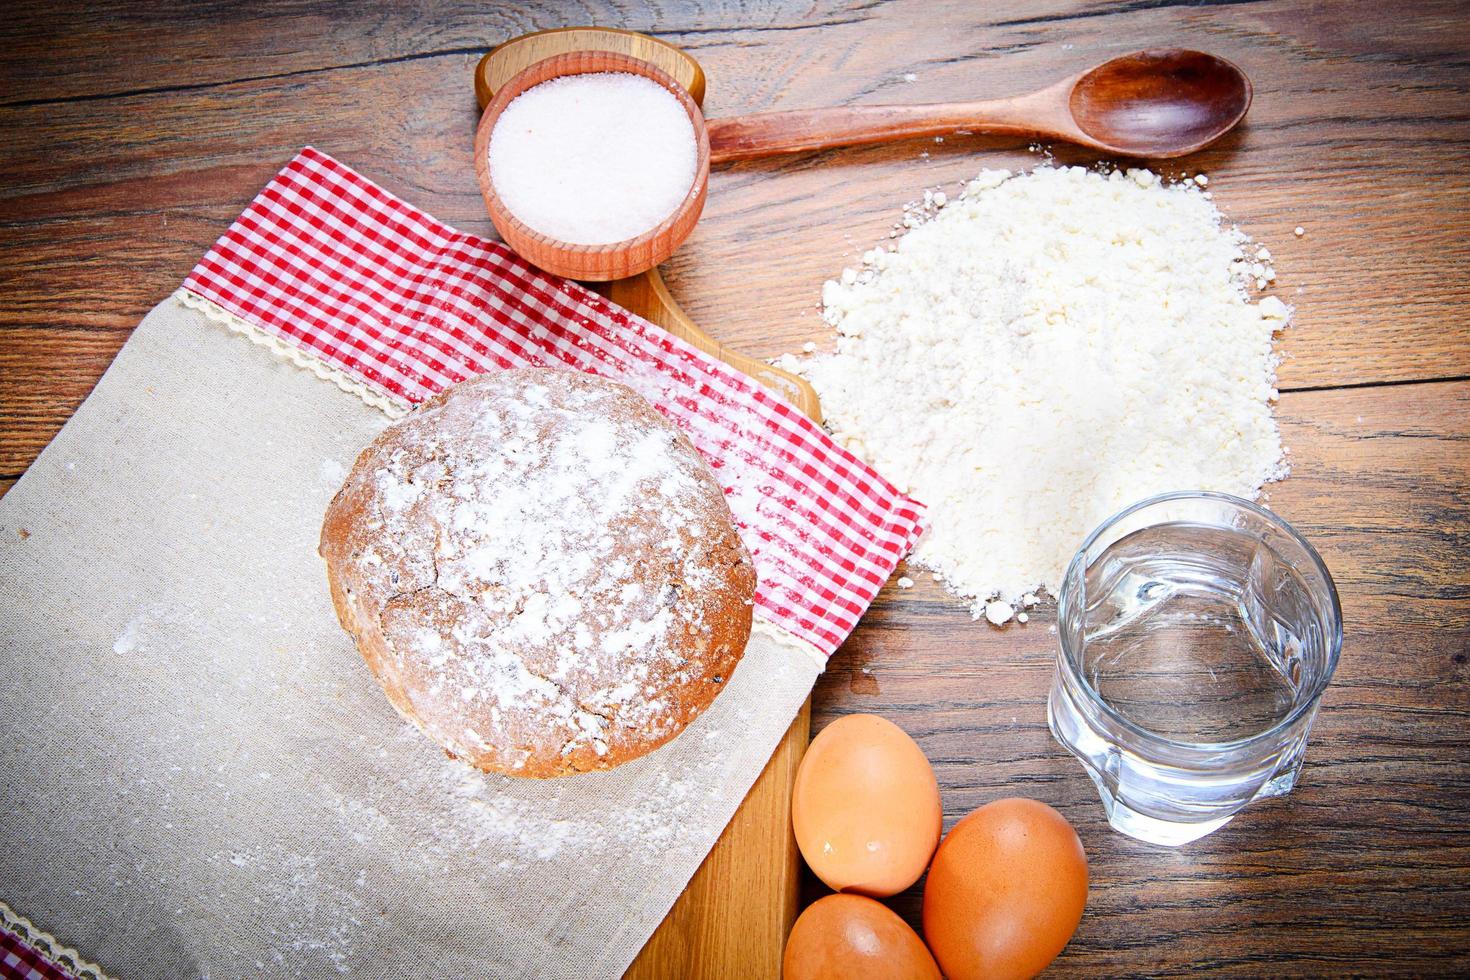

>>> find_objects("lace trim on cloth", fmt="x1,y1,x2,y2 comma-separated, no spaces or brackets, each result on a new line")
0,901,113,980
179,288,831,676
176,290,410,418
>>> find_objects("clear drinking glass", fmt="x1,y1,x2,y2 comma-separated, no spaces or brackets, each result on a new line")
1047,491,1342,846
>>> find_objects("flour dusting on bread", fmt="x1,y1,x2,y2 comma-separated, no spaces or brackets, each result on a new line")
320,368,756,776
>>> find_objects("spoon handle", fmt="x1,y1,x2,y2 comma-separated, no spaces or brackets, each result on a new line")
707,92,1075,163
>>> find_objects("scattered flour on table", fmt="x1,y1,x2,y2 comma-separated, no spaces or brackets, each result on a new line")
777,165,1292,621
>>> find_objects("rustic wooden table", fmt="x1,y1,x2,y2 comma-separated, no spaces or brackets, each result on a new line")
4,1,1468,976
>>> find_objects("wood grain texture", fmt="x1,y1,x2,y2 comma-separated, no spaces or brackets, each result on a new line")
812,381,1470,975
598,270,820,418
5,1,1469,397
476,27,707,109
628,702,810,979
2,1,1469,975
592,265,816,980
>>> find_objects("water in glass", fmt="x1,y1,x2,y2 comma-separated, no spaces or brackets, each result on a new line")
1048,492,1340,845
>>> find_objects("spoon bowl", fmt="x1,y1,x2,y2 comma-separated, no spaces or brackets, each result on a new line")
474,50,711,281
1068,50,1252,157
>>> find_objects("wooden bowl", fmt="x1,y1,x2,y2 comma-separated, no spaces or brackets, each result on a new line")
474,27,705,111
474,51,711,281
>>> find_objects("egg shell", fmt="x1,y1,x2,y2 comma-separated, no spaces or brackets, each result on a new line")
782,893,941,980
792,713,942,898
922,797,1088,980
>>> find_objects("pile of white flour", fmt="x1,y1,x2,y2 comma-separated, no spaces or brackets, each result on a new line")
779,165,1291,623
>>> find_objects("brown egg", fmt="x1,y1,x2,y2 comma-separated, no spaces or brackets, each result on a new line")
783,894,942,980
922,798,1089,980
792,713,942,897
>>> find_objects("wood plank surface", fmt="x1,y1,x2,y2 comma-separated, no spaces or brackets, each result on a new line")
816,380,1470,975
3,1,1469,976
592,268,815,980
629,703,810,979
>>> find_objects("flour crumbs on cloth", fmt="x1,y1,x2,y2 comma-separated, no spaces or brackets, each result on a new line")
779,165,1292,621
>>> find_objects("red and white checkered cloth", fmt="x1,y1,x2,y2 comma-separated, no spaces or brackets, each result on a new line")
184,147,924,654
0,932,69,980
1,147,924,975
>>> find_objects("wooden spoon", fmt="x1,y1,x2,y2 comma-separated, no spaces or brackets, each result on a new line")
707,49,1251,162
474,41,1249,281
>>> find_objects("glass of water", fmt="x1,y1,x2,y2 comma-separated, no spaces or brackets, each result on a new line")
1047,491,1341,846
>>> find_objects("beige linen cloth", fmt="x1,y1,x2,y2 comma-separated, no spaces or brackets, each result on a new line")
0,295,819,980
0,149,921,979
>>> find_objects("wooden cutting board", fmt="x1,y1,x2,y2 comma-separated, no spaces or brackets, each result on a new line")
597,272,815,980
478,33,817,975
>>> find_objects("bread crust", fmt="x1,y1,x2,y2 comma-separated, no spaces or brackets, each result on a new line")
320,369,755,777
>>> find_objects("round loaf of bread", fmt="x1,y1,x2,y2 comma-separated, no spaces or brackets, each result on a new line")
320,368,756,777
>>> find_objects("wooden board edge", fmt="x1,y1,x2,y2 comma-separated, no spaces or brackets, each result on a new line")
595,270,814,979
